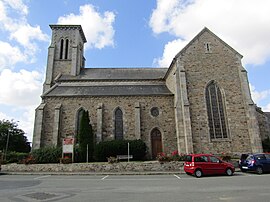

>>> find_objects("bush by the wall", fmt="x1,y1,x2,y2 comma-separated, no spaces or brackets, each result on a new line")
4,151,29,164
94,139,146,162
31,146,62,164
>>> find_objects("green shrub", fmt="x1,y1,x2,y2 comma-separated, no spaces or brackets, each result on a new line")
94,139,146,162
5,151,29,163
31,146,62,164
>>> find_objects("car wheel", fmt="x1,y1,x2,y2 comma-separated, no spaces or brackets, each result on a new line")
194,169,203,178
256,166,263,175
226,168,233,176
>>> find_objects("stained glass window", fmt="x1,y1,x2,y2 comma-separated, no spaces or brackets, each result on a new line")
205,81,228,139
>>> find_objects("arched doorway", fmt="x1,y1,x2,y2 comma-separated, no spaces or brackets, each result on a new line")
151,128,162,159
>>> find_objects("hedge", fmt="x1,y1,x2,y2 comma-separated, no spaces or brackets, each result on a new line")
94,139,147,161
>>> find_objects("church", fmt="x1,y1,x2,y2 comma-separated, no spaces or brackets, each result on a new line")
32,24,268,159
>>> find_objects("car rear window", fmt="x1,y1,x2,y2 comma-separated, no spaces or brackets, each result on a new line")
240,154,249,160
246,155,254,161
185,155,192,162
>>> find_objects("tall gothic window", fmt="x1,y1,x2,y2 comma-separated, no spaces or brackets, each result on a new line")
60,39,64,59
205,81,228,139
65,39,69,59
115,108,123,140
76,108,84,143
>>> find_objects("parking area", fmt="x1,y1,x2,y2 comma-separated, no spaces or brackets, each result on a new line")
1,173,270,202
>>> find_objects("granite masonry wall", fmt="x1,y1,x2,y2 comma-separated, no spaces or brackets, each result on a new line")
42,95,177,158
180,31,252,154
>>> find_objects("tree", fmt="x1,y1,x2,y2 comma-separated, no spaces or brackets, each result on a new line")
0,119,31,153
77,110,94,162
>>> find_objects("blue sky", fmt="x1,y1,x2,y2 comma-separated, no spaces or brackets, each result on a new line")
0,0,270,143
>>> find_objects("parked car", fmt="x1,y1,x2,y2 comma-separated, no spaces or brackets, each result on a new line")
184,154,235,178
239,153,270,174
238,153,250,172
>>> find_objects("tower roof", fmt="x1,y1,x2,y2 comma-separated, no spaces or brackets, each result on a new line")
49,24,87,43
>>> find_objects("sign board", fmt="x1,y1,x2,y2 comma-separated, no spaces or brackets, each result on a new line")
63,137,74,153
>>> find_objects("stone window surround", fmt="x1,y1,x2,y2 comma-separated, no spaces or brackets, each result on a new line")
205,80,230,141
113,106,125,140
59,37,69,60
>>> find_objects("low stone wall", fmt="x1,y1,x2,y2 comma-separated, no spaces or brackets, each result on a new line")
2,161,184,174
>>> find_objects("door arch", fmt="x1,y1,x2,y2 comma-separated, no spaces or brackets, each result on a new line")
151,128,162,159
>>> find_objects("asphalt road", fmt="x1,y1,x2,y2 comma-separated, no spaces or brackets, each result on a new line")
0,172,270,202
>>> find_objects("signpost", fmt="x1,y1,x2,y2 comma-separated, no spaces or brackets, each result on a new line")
62,137,74,163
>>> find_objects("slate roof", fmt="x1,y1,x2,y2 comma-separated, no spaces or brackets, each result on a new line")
44,84,173,97
59,68,168,81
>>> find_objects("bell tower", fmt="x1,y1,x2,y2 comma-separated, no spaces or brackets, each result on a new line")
43,25,87,92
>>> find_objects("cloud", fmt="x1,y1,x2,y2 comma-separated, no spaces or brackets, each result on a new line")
150,0,270,67
10,24,49,54
154,39,188,67
0,69,43,142
0,41,27,70
0,69,43,106
0,0,49,68
250,84,270,104
57,4,115,49
2,0,28,15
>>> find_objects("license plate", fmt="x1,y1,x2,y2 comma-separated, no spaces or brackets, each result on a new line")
242,166,248,169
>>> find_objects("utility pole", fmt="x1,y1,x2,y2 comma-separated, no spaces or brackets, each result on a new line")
4,129,10,161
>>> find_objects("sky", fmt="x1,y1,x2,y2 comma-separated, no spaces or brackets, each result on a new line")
0,0,270,144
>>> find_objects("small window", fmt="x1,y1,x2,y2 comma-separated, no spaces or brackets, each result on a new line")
151,107,159,117
204,42,211,53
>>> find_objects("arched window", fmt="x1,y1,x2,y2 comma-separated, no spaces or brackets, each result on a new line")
59,39,69,60
76,108,85,142
205,81,228,139
60,39,64,59
65,39,69,59
114,108,123,140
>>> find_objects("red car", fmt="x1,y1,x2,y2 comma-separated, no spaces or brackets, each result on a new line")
184,154,235,178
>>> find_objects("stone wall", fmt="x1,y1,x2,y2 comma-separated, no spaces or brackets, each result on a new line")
42,95,177,158
181,30,252,153
256,107,270,140
2,161,184,173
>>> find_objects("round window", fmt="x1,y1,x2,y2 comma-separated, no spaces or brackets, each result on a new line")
151,107,159,117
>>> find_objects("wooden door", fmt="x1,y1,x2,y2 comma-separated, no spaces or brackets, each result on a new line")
151,128,162,159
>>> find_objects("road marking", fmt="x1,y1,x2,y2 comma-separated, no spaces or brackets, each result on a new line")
174,174,181,179
34,175,51,180
101,175,109,180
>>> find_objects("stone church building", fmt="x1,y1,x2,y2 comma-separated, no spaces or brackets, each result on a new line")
32,25,268,159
